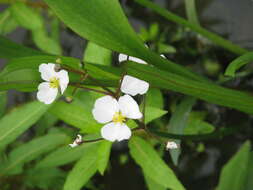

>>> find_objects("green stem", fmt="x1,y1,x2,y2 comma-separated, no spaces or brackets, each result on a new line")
69,83,113,96
135,0,249,55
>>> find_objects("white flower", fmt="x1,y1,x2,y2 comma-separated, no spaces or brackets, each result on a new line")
69,134,83,148
92,95,142,142
37,63,69,104
120,75,149,96
118,53,147,64
166,141,179,150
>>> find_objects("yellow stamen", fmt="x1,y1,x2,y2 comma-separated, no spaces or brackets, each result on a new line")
112,112,126,124
49,77,60,88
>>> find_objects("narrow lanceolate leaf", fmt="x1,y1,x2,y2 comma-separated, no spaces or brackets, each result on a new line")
145,106,167,124
0,101,49,149
168,96,196,165
83,42,112,66
225,52,253,77
184,0,199,25
43,0,208,82
144,172,166,190
0,36,47,59
10,2,43,31
129,137,185,190
35,142,100,169
216,141,251,190
127,62,253,115
63,143,100,190
97,140,112,175
0,133,69,176
0,91,7,117
49,101,101,133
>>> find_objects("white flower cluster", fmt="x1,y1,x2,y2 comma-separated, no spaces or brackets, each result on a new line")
92,54,149,142
37,54,151,145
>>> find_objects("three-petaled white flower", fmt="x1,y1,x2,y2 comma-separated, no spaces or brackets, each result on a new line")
37,63,69,104
69,134,83,148
92,95,142,142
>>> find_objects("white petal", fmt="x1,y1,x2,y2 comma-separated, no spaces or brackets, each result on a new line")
118,95,142,119
116,123,132,141
120,75,149,96
56,70,69,94
92,96,119,123
101,122,131,142
160,54,166,58
118,53,128,62
36,82,58,104
128,56,147,64
39,63,57,81
69,142,78,148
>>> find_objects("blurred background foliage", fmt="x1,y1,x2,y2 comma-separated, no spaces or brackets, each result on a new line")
0,0,253,190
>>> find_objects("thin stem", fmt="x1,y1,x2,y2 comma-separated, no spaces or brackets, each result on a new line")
82,138,103,143
87,75,116,96
71,73,89,96
70,83,112,96
115,71,126,98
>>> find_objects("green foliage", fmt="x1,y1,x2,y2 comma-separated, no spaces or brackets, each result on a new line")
49,101,101,133
36,142,100,169
0,8,19,35
0,91,7,117
11,2,61,54
216,141,252,190
225,52,253,77
0,133,69,176
97,140,112,175
24,167,66,190
129,137,185,190
168,96,196,165
84,42,112,66
0,101,49,149
63,142,100,190
184,0,200,25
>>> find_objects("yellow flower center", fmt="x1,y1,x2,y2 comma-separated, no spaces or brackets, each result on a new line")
49,77,60,88
112,112,126,124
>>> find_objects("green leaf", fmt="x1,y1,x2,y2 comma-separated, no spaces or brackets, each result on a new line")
0,133,69,176
146,88,164,109
97,140,112,175
24,167,66,190
63,143,100,190
135,0,248,55
32,28,62,55
129,137,185,190
144,172,166,190
216,141,251,190
127,62,253,115
10,2,43,31
0,8,19,35
49,101,101,133
0,36,47,59
245,152,253,190
83,42,112,66
167,96,196,165
184,0,199,25
145,106,167,124
43,0,209,82
36,142,100,169
0,91,7,117
225,52,253,77
0,101,49,149
184,115,215,135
